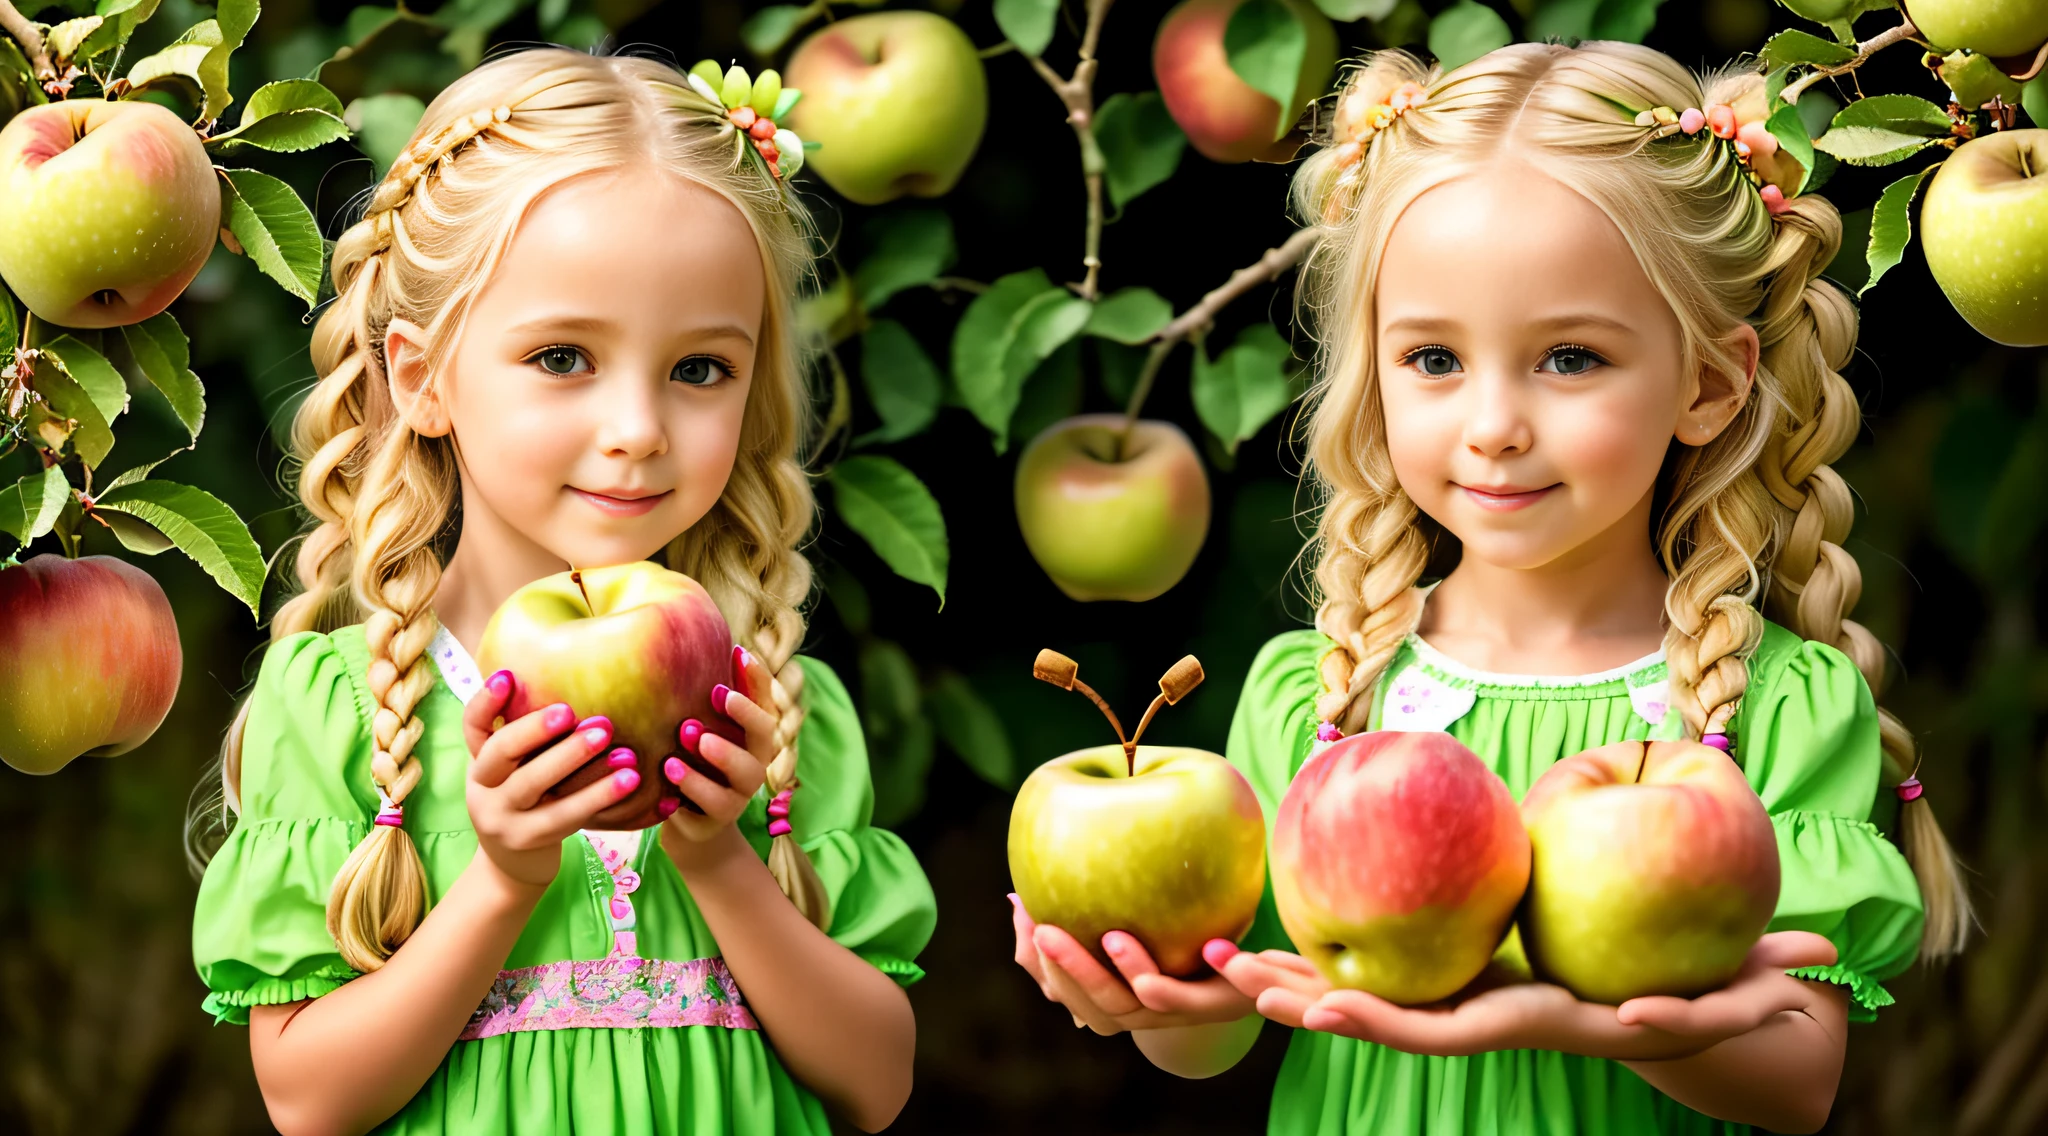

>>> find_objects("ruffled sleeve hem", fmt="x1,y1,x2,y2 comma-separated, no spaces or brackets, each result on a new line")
860,954,927,988
202,962,359,1026
1784,962,1896,1023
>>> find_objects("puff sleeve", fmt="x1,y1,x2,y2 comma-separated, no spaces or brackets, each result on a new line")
191,631,377,1024
1738,631,1926,1021
1224,630,1328,955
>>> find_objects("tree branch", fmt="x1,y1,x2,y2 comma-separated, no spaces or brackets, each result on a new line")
1781,16,1922,104
0,0,53,81
1024,0,1115,300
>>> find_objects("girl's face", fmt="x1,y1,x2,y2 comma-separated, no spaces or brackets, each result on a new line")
1373,163,1750,574
388,167,767,572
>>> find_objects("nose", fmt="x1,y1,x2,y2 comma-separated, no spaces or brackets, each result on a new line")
594,372,669,460
1460,369,1533,460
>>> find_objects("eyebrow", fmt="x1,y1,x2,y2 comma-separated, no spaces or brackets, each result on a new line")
1380,313,1639,337
505,315,757,347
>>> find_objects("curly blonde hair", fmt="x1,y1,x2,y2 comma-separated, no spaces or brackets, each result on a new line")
187,47,828,973
1292,42,1970,960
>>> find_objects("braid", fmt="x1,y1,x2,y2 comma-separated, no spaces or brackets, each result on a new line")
1311,488,1430,735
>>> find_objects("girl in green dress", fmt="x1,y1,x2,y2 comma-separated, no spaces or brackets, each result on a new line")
186,48,934,1135
1010,40,1970,1134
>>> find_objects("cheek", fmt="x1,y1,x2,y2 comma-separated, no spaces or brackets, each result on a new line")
1548,390,1673,493
671,396,749,503
1379,379,1456,491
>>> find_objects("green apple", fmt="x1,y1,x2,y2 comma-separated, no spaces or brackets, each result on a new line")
1906,0,2048,59
1780,0,1893,25
1921,129,2048,347
1009,744,1267,976
1014,415,1211,603
0,100,221,329
1,554,181,774
476,561,741,830
783,11,989,206
1153,0,1336,163
1520,740,1780,1004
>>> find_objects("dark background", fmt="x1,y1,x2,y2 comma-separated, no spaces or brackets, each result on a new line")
4,0,2046,1132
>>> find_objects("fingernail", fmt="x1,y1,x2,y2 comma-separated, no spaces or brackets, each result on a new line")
1105,935,1126,956
656,797,679,820
578,716,612,748
1007,892,1020,911
733,644,752,672
680,719,703,754
606,747,636,770
486,670,512,696
711,684,730,715
1203,939,1240,970
612,768,641,795
544,704,575,731
664,756,687,784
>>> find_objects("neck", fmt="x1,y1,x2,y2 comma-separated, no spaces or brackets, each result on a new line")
432,467,571,658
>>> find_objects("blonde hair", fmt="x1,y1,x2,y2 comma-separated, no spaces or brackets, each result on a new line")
1292,42,1970,960
187,47,829,973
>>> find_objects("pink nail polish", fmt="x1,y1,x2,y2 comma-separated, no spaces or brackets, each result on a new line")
680,719,703,754
1105,935,1126,956
732,644,749,673
606,748,636,770
664,756,687,784
1202,939,1240,971
544,704,575,731
612,768,641,794
486,670,512,696
1007,892,1020,911
656,797,679,820
710,684,730,715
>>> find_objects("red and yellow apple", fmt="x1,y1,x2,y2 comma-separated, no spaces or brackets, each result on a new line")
784,11,988,205
1270,731,1529,1004
0,554,182,774
1921,129,2048,347
476,561,741,830
1008,744,1267,976
1153,0,1336,164
1014,415,1211,603
1519,740,1780,1004
0,100,221,328
1905,0,2048,59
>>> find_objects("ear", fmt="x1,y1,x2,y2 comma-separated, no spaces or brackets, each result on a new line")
385,318,450,438
1679,322,1760,447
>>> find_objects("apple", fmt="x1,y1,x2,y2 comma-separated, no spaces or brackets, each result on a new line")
1014,415,1211,603
0,554,181,775
1920,129,2048,347
783,11,989,206
1519,740,1780,1004
1270,731,1529,1004
1905,0,2048,59
1780,0,1893,27
0,100,221,329
1153,0,1336,164
475,561,742,830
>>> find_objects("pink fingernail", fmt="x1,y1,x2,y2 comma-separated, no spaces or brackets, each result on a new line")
711,684,730,715
606,748,636,770
1203,939,1240,970
656,797,679,819
612,768,641,794
578,716,612,748
1105,935,1127,956
680,719,703,754
486,670,512,696
733,644,751,672
544,704,575,731
1007,892,1020,911
664,756,687,784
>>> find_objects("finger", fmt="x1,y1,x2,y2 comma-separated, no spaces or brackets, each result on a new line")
668,752,753,821
517,762,643,842
1009,895,1050,990
1748,930,1838,971
715,688,778,745
731,643,776,713
1221,950,1329,1002
1039,948,1124,1036
462,669,516,758
1128,972,1253,1019
501,717,615,809
1102,931,1163,987
1033,924,1143,1017
1255,986,1315,1029
695,733,766,800
471,701,577,790
1304,989,1481,1054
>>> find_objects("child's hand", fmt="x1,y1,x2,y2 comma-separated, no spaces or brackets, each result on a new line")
463,669,641,892
660,645,773,844
1009,894,1256,1035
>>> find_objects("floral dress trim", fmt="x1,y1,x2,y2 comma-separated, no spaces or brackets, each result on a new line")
1376,632,1677,735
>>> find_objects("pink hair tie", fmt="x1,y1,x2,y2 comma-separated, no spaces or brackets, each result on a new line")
1701,732,1731,752
374,806,404,827
767,788,795,836
1896,776,1924,802
1315,721,1343,743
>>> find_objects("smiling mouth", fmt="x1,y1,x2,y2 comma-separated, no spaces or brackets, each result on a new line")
1458,483,1558,511
570,487,672,515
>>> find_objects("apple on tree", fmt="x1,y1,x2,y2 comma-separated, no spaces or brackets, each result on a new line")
1153,0,1336,164
783,11,989,206
0,99,221,329
1920,129,2048,348
476,560,743,830
1006,650,1266,976
1903,0,2048,60
0,554,182,775
1014,415,1211,603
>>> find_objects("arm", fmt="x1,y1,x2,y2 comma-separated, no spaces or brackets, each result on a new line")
663,825,915,1131
1621,981,1849,1134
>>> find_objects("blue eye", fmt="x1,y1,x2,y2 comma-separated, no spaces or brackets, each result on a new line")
1540,346,1605,375
671,357,729,386
1405,347,1462,376
530,346,589,375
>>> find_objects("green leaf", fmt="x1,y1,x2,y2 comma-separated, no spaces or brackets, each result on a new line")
102,451,179,494
1226,0,1308,141
1937,50,2024,110
1813,126,1943,166
121,314,204,442
1830,93,1955,135
0,35,45,121
1311,0,1396,20
208,79,352,153
854,209,957,311
828,455,949,604
859,638,932,827
0,289,17,359
76,0,162,64
1095,92,1187,210
1428,1,1511,72
99,508,176,554
1525,0,1599,41
47,17,107,64
1010,340,1083,449
1766,102,1817,194
93,480,263,613
741,4,819,57
951,269,1091,452
1825,205,1872,292
123,0,256,120
1760,28,1856,70
1095,338,1148,404
343,93,428,179
1085,287,1173,344
245,78,347,121
994,0,1060,56
0,467,72,543
1590,0,1665,42
27,364,114,467
40,337,128,427
222,168,324,306
927,672,1015,790
856,320,942,445
1862,165,1937,296
1192,323,1301,455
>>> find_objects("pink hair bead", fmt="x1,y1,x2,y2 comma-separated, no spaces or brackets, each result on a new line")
374,808,404,827
1315,721,1343,742
1896,776,1923,802
1678,107,1706,134
1701,733,1731,752
767,819,793,837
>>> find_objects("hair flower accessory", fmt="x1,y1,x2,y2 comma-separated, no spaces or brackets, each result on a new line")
1637,93,1802,216
688,60,807,181
1331,79,1428,168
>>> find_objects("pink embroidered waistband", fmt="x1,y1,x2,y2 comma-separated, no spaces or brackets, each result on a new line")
460,955,758,1041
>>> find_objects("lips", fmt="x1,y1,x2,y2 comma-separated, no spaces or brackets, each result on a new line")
1458,483,1557,512
570,487,672,516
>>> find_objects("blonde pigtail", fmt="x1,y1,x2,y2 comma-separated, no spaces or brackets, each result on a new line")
1310,489,1431,736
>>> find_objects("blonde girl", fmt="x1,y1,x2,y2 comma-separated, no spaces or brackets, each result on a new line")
188,47,933,1135
1010,39,1967,1134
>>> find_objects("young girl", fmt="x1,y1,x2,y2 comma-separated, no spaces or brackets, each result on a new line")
1010,41,1970,1134
187,47,934,1135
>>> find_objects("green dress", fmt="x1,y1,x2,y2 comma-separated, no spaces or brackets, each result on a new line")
192,623,936,1135
1230,620,1923,1136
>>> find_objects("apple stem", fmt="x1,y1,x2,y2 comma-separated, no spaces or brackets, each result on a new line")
1780,15,1923,105
570,569,591,611
1031,648,1131,769
0,0,53,82
1127,654,1204,751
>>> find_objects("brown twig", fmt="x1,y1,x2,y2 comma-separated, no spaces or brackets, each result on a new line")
1781,15,1923,104
1117,227,1321,448
0,0,52,81
1023,0,1114,300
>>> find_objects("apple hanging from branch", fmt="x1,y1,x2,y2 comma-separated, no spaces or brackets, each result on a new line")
1014,415,1212,603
